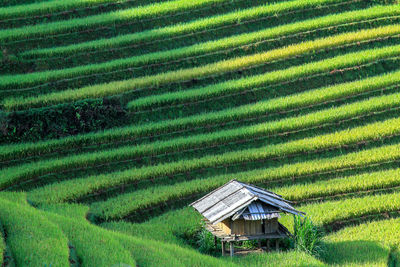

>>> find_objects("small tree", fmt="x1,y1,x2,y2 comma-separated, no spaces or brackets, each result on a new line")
293,216,324,257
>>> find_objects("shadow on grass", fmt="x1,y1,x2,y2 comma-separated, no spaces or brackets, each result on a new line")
321,240,389,266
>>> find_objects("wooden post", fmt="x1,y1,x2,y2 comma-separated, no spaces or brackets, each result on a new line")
230,242,234,257
258,240,261,250
214,236,217,249
266,239,270,251
221,241,226,256
276,239,279,251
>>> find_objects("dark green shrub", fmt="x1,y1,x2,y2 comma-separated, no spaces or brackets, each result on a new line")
388,246,400,267
0,98,127,144
196,227,217,255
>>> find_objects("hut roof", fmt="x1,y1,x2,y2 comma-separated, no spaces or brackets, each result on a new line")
190,180,304,224
233,201,281,221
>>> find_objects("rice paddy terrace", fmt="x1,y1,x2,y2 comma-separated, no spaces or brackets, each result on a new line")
1,0,400,266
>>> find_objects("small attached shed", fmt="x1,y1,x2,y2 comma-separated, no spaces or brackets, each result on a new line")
189,180,305,256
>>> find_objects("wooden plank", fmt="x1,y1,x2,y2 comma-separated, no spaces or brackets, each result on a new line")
221,233,286,242
206,220,288,242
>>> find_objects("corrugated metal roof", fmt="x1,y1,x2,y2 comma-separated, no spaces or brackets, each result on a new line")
190,180,304,224
240,201,281,221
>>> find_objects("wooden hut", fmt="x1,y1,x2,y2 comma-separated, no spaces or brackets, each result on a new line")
189,180,305,256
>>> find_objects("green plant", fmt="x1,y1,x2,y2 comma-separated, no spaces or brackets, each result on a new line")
2,68,400,163
8,7,399,90
293,216,324,257
21,0,350,59
388,246,400,267
7,40,400,111
0,0,229,42
196,227,217,255
323,217,400,266
24,111,400,206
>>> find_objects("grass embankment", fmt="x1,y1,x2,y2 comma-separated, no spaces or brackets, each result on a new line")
26,114,400,212
5,41,400,111
0,222,4,266
0,198,138,267
128,55,400,111
34,201,233,267
0,0,229,42
5,89,400,191
21,0,373,59
54,167,400,222
88,140,400,220
0,196,70,267
2,70,400,163
4,23,400,91
290,192,400,228
0,0,134,19
322,218,400,266
103,209,326,266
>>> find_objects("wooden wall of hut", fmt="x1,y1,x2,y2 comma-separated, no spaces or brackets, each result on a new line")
264,218,279,234
218,219,232,235
218,218,279,236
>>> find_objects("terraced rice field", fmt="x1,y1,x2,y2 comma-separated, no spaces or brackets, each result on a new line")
1,0,400,266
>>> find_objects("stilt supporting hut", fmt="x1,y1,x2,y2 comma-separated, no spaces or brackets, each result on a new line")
190,180,305,257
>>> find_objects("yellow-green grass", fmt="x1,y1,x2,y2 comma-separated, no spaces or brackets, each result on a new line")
89,141,400,220
103,210,326,266
32,164,400,224
21,0,367,58
0,0,133,19
0,196,70,267
43,209,136,267
4,23,400,92
0,0,228,42
2,70,400,163
4,0,400,266
322,218,400,267
128,54,400,111
113,230,231,267
282,192,400,228
29,115,400,213
39,205,138,267
0,197,138,267
230,251,326,267
6,90,400,191
275,169,400,201
52,167,400,221
38,203,233,267
6,41,400,111
0,191,30,206
100,211,201,246
0,222,4,267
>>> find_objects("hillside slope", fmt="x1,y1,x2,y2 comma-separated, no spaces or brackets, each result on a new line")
1,0,400,266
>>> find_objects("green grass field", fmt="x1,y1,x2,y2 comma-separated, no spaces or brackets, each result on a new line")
1,0,400,266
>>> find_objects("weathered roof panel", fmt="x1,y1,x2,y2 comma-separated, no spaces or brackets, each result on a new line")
194,181,244,213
